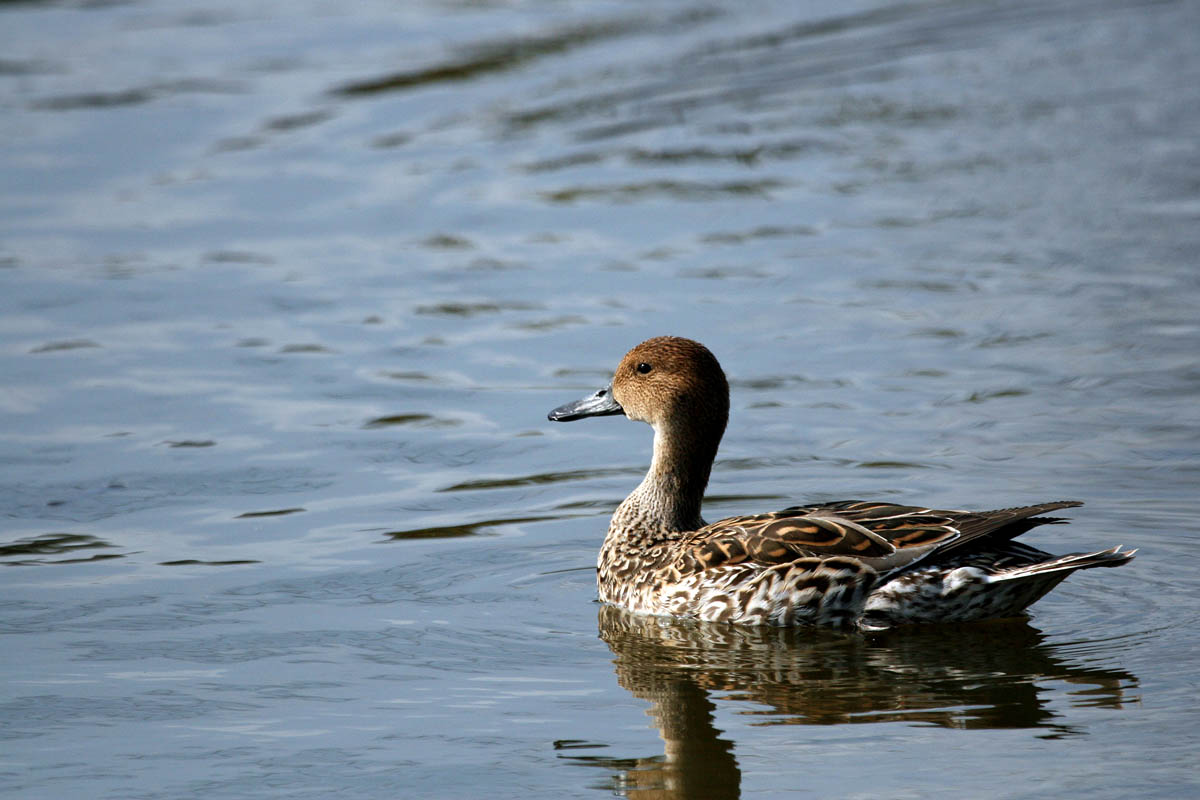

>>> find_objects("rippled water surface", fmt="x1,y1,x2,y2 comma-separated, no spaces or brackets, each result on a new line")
3,0,1199,797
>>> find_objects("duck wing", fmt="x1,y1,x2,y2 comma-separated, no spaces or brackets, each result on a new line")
683,500,1082,575
808,499,1084,553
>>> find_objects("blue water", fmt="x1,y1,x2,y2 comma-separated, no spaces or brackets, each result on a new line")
3,1,1199,797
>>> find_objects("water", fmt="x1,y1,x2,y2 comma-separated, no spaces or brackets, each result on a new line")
2,0,1199,797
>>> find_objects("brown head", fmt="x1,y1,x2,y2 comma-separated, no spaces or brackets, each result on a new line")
549,335,729,453
610,337,728,432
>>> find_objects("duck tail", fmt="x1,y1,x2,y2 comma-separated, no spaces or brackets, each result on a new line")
994,545,1136,582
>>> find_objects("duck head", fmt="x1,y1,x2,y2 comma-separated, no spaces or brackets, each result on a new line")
548,336,729,440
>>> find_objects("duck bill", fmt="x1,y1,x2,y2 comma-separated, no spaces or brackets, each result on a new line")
548,385,624,422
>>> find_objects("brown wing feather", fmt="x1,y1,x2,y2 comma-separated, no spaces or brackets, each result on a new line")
680,499,1082,575
794,499,1082,553
941,501,1083,549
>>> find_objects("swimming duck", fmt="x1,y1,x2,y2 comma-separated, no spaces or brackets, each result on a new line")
548,336,1135,629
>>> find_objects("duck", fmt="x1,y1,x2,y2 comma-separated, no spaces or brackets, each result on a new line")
548,336,1135,630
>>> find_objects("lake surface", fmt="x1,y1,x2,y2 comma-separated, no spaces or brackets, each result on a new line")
3,0,1199,797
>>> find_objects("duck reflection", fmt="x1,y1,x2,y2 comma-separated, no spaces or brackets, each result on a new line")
567,605,1136,799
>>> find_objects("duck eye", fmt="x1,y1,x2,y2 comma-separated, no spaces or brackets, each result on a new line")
636,362,652,374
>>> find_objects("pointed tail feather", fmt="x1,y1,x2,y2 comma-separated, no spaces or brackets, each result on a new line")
994,545,1136,581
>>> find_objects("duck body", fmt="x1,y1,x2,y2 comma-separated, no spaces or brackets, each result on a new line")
549,337,1134,630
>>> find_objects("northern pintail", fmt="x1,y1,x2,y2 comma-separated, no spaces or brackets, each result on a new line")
548,336,1134,629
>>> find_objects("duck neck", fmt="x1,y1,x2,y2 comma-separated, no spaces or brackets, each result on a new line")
611,421,720,538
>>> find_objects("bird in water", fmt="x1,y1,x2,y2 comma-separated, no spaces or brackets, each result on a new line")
548,336,1134,630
